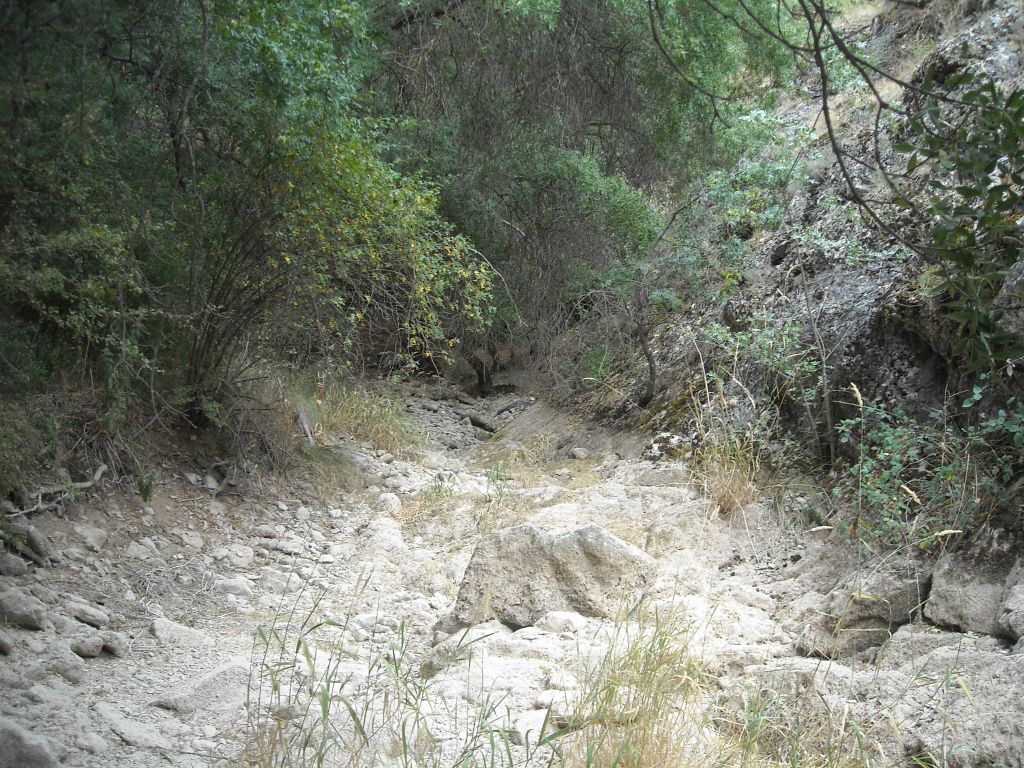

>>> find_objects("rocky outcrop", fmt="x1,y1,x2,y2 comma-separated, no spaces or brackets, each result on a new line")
782,559,930,658
924,532,1019,637
441,523,655,630
0,717,59,768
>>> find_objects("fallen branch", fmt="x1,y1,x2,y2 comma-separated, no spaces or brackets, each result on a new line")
4,464,109,518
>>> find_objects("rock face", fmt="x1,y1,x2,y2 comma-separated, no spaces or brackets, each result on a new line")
924,544,1018,637
785,559,930,658
0,717,59,768
444,523,655,630
0,588,50,630
997,562,1024,641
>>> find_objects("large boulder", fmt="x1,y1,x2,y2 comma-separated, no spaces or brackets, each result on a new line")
783,559,930,658
924,534,1019,638
0,717,59,768
997,561,1024,641
442,523,655,630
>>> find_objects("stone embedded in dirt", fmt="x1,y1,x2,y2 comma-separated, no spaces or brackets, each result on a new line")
95,701,171,749
641,431,690,460
215,576,254,599
259,567,303,594
73,732,109,754
0,631,13,655
443,523,655,630
172,528,204,550
546,668,580,690
568,447,589,460
997,561,1024,640
0,716,60,768
11,521,54,565
270,538,304,555
213,543,255,569
151,617,209,647
70,634,105,658
253,524,278,538
100,630,129,657
535,611,589,634
377,492,402,514
72,522,108,552
125,541,152,560
925,547,1017,637
511,708,553,746
0,588,51,631
0,551,29,577
784,559,930,658
66,601,109,628
153,660,248,714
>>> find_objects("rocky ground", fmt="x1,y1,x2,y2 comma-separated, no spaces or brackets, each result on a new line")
1,379,1022,767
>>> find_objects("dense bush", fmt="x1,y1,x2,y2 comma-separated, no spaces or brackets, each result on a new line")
0,1,491,440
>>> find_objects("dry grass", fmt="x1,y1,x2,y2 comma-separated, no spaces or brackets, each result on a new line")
309,376,425,457
555,606,712,768
245,593,898,768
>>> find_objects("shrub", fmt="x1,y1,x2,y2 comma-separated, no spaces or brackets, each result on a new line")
834,379,1024,550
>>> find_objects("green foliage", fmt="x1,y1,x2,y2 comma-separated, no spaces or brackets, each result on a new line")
707,111,815,235
705,317,821,405
0,0,492,441
898,73,1024,370
383,0,793,337
0,400,56,499
835,380,1024,549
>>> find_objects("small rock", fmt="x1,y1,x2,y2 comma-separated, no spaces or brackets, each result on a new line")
0,551,29,577
72,522,108,552
377,492,402,514
125,541,152,560
253,524,278,539
175,529,204,550
66,602,110,628
568,447,590,460
95,702,171,749
0,716,59,767
380,453,395,464
998,576,1024,641
73,732,109,754
0,588,50,630
295,506,311,522
215,576,254,599
153,660,248,714
511,709,553,747
70,634,105,658
536,611,589,634
271,538,304,555
184,472,202,485
534,688,578,715
49,653,87,684
151,617,209,647
0,632,13,655
227,544,255,569
100,631,129,657
259,567,303,595
546,669,580,690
